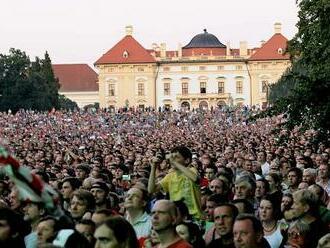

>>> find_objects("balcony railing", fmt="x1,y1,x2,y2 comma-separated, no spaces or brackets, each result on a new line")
176,93,230,99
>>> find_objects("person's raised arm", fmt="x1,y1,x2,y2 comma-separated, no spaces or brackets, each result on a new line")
170,153,199,182
148,157,161,194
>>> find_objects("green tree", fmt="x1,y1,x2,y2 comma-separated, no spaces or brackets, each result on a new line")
58,94,78,110
0,49,61,112
269,0,330,140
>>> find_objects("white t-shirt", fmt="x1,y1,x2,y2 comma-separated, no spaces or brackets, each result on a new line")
261,162,270,176
264,223,283,248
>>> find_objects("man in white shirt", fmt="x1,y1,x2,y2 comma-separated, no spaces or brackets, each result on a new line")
124,186,151,239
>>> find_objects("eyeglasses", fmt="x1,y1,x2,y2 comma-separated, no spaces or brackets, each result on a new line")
288,231,302,239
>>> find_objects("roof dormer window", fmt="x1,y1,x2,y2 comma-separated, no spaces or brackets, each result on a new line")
123,50,129,58
278,48,283,54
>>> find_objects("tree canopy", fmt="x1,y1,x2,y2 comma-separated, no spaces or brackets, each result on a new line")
268,0,330,141
0,48,62,112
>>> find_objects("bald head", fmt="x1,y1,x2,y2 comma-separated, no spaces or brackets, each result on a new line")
152,200,178,218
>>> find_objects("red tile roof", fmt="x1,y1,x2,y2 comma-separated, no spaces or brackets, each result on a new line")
249,33,290,61
95,35,156,65
52,64,98,92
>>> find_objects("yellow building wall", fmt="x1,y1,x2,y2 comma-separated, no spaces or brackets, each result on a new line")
249,60,290,106
97,63,157,109
60,91,99,108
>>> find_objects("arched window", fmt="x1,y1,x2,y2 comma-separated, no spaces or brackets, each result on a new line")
123,51,129,58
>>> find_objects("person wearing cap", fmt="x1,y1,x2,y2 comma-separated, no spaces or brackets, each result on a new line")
90,181,111,211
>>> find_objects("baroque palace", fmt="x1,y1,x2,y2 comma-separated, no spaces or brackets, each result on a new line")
53,23,290,110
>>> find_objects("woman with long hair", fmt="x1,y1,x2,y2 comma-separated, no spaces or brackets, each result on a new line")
258,195,284,248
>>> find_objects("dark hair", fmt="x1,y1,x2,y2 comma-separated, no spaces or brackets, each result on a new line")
205,165,217,173
174,199,191,221
72,189,95,212
259,195,281,220
76,164,91,175
235,213,263,235
62,177,82,190
0,207,24,236
231,199,254,214
171,146,192,163
256,178,270,193
288,167,303,182
36,170,50,183
38,216,59,232
76,219,95,230
177,221,205,248
207,193,227,206
98,216,139,248
216,203,239,220
267,172,282,189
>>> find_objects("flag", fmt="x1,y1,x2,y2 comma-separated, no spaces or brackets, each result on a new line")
0,145,58,210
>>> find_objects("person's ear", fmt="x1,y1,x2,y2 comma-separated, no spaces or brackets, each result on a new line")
302,203,309,213
256,231,263,243
40,208,46,216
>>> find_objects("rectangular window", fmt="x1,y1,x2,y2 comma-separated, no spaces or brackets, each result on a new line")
164,83,170,95
217,66,224,70
218,82,225,94
138,83,145,96
137,67,144,72
236,81,243,94
262,81,268,93
182,82,188,95
199,66,206,71
200,82,206,94
109,84,115,96
236,65,243,70
181,66,188,72
163,67,170,72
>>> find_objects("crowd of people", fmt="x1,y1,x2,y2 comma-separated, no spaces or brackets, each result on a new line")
0,107,329,248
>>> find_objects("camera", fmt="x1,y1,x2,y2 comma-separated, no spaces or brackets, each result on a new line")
122,175,131,181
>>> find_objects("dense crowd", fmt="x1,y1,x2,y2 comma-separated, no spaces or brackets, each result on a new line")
0,107,329,248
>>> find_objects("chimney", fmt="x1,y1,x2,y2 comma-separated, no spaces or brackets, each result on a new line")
226,41,230,56
125,25,133,36
160,43,166,58
178,43,182,58
239,41,248,56
152,43,158,51
274,22,282,34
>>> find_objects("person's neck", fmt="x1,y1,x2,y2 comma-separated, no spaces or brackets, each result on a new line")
318,177,329,184
31,218,41,232
157,229,181,248
221,232,234,245
96,202,107,211
262,219,276,229
301,213,316,224
290,185,298,191
126,208,144,223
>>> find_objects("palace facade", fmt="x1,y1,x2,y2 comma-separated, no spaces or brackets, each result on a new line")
55,24,290,109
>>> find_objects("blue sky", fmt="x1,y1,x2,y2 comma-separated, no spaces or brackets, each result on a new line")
0,0,299,66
